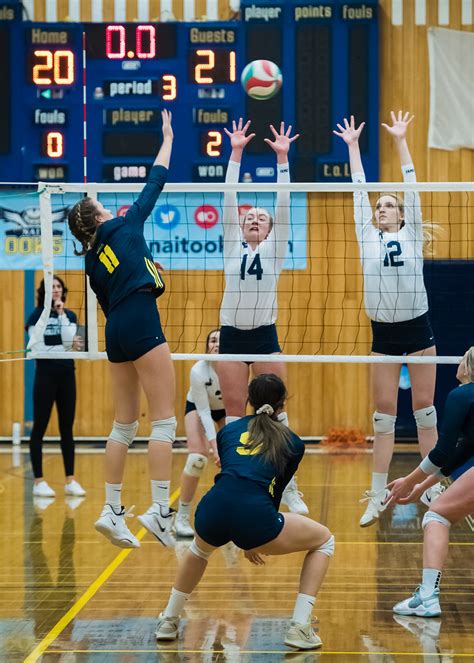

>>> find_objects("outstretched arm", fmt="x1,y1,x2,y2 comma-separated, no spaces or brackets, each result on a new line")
222,118,255,244
382,110,421,234
382,110,414,168
125,110,173,230
153,108,174,169
333,116,372,238
333,115,365,176
264,122,299,262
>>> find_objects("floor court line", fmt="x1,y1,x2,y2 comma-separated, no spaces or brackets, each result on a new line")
42,650,474,657
24,487,181,663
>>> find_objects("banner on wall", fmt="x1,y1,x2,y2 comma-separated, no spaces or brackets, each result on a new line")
0,190,307,270
428,27,474,150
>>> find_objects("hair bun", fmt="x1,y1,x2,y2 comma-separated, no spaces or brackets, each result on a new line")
256,404,274,416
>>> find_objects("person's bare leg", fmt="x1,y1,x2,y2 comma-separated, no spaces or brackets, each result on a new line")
216,361,249,419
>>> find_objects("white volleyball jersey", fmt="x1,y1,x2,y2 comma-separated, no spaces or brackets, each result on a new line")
353,164,428,323
220,160,290,330
186,360,223,442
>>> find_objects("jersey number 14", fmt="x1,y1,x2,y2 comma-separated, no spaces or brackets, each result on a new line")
240,254,263,281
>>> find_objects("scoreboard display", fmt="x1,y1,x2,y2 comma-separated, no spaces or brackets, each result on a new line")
0,0,378,183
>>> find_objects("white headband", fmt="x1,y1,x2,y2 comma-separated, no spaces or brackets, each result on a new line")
256,404,274,416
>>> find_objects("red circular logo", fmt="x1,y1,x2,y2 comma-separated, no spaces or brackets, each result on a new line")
117,205,131,217
194,205,219,229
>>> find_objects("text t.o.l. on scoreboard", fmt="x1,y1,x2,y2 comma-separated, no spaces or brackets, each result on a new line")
0,1,378,183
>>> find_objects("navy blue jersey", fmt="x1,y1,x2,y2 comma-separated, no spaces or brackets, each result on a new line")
85,165,167,316
26,306,77,372
429,383,474,477
216,415,305,508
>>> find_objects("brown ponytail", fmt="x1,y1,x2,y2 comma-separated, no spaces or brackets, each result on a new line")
246,374,294,475
67,197,100,256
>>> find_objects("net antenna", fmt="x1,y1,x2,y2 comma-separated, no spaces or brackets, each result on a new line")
31,179,472,364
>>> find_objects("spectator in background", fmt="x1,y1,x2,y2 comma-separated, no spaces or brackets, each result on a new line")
26,275,85,499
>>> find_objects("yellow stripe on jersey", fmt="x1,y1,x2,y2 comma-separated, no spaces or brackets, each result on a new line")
144,257,164,289
236,430,262,456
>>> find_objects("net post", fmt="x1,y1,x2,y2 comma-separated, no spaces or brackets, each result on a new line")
27,183,54,352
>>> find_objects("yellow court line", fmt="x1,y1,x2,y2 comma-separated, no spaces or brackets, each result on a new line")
24,487,181,663
42,650,474,658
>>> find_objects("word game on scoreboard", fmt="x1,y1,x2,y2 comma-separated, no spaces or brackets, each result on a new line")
0,1,378,183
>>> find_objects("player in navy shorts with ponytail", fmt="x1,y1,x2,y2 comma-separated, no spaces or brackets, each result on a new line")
68,110,177,549
155,374,334,651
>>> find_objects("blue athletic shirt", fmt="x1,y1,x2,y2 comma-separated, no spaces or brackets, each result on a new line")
424,383,474,477
215,415,305,509
85,165,167,316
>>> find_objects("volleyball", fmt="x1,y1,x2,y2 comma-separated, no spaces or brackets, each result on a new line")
241,60,282,100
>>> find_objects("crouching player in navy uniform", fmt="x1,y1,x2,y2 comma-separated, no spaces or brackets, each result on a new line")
67,110,177,548
387,347,474,617
155,374,334,651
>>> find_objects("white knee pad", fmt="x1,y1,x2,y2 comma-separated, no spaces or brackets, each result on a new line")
190,538,212,560
414,406,437,430
422,510,451,530
150,416,177,444
317,534,335,558
373,411,397,434
184,453,208,478
109,420,139,447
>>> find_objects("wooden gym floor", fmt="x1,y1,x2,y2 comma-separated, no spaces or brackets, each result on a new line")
0,447,473,662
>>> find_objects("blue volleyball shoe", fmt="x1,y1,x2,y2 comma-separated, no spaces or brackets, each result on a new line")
393,587,441,617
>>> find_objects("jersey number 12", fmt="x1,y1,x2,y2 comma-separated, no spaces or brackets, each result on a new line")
240,254,263,281
383,241,404,267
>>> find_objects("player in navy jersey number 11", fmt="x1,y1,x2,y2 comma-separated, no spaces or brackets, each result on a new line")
68,110,177,548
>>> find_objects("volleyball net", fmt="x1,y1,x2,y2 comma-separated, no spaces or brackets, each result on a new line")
15,180,474,364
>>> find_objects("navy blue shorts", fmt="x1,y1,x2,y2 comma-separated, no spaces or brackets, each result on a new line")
194,477,285,550
105,290,166,363
219,324,281,365
371,312,435,355
185,400,226,422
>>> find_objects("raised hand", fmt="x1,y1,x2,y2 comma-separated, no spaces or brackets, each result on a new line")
161,109,173,142
382,110,414,140
264,121,299,155
333,115,365,145
224,118,255,151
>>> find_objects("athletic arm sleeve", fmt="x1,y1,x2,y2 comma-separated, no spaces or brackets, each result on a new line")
271,440,305,509
420,388,471,473
190,367,216,443
274,162,290,266
222,160,241,253
401,164,423,242
124,165,168,232
352,171,375,244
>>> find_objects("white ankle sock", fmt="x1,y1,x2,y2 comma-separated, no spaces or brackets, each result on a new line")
151,480,170,509
420,568,442,598
105,482,122,510
164,587,189,618
371,473,388,494
178,501,190,516
292,592,315,624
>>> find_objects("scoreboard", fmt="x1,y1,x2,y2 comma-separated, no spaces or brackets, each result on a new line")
0,0,378,183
